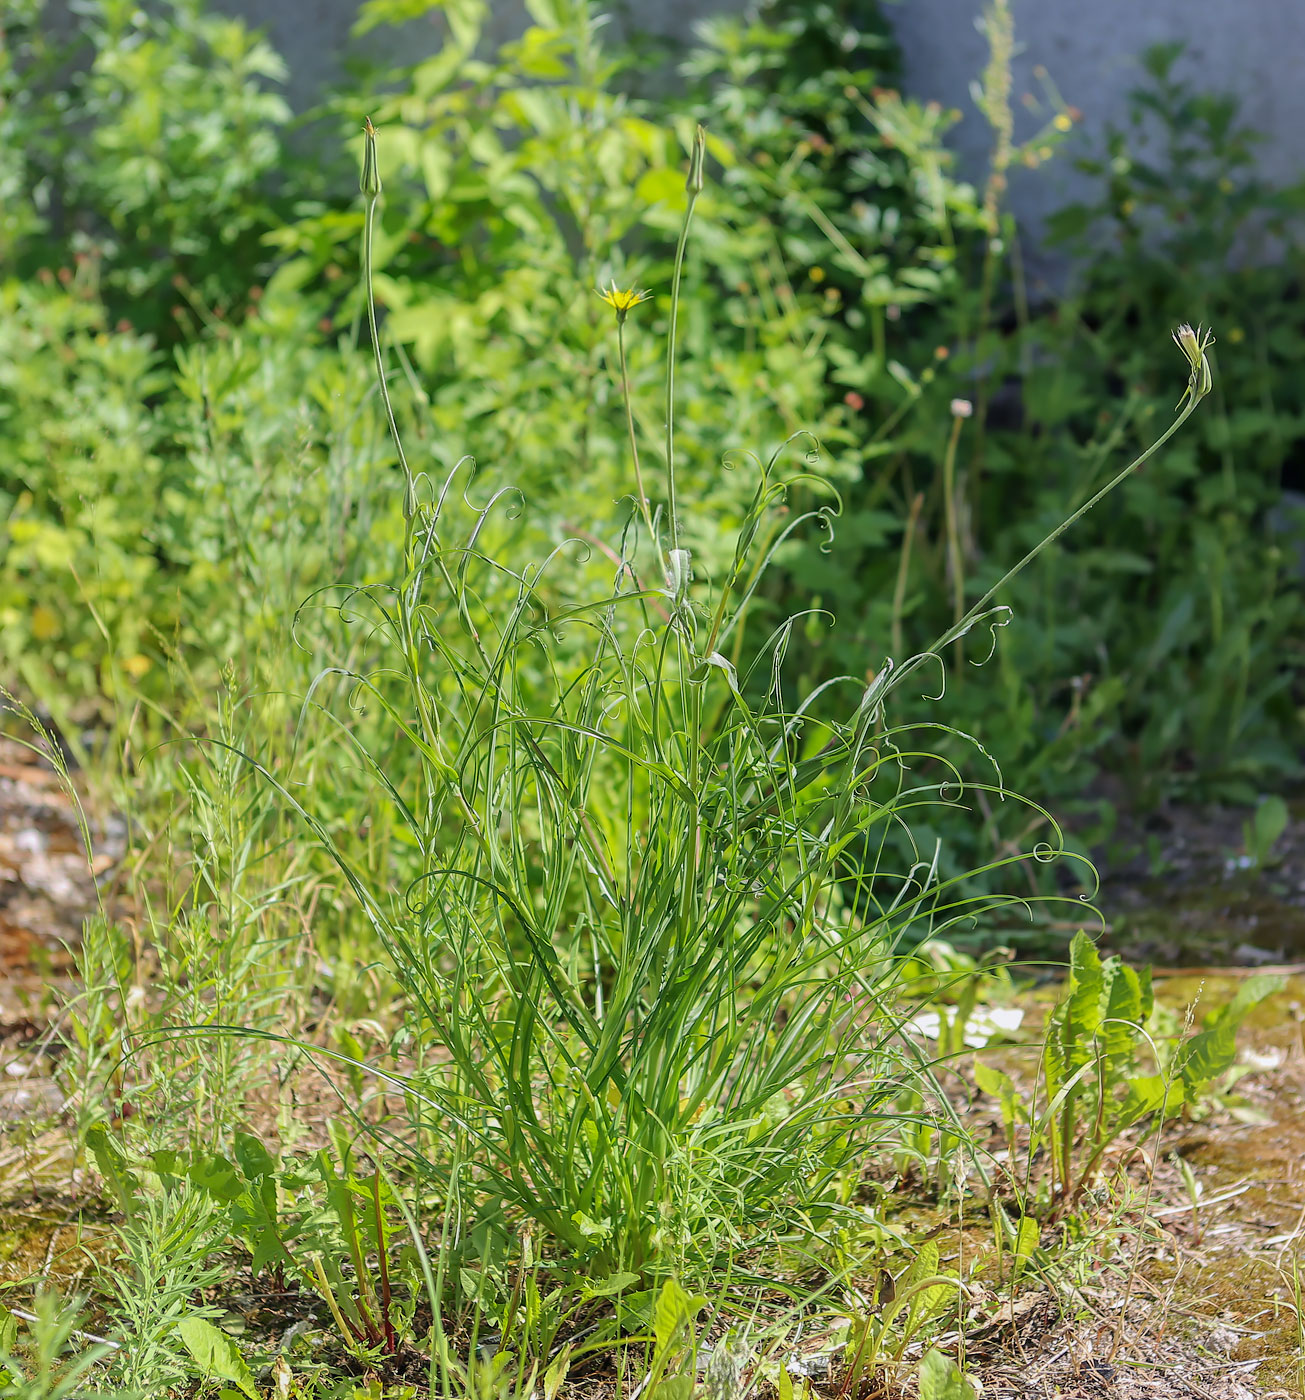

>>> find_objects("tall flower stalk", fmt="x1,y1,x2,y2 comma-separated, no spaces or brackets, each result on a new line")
598,281,656,551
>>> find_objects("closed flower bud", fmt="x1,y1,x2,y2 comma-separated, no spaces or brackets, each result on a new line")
1172,322,1215,407
686,124,706,195
360,116,381,199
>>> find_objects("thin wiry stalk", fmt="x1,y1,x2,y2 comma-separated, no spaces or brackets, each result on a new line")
360,116,414,532
664,126,706,556
942,411,967,671
616,315,657,554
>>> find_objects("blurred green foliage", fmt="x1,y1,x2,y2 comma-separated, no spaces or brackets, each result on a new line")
0,0,1300,835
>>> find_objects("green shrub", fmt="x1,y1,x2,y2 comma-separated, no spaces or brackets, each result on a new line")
0,280,168,701
1039,42,1305,800
22,0,293,337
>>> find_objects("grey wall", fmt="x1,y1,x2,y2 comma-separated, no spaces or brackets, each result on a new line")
212,0,1305,273
888,1,1305,280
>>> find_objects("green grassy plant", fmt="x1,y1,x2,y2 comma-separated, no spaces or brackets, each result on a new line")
290,124,940,1284
199,106,1215,1354
3,4,1287,1393
0,1294,129,1400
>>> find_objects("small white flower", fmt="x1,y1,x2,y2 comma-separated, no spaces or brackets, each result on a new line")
950,398,973,418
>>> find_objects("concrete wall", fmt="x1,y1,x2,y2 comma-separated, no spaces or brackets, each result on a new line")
207,0,1305,272
888,1,1305,279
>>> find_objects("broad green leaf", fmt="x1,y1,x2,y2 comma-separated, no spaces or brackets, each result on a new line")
1206,974,1283,1032
901,1242,952,1339
1102,962,1144,1059
585,1271,640,1299
1174,1022,1236,1091
233,1131,277,1183
919,1349,978,1400
0,1304,17,1355
1117,1073,1184,1127
651,1378,694,1400
905,1280,953,1340
973,1059,1022,1124
543,1344,571,1400
1065,931,1105,1037
635,166,689,211
571,1210,611,1242
1249,796,1289,860
1177,976,1281,1092
1137,963,1155,1025
1043,1007,1068,1100
903,1240,939,1291
149,1149,188,1192
87,1125,140,1217
1012,1215,1039,1280
176,1316,258,1399
653,1278,705,1355
189,1153,244,1204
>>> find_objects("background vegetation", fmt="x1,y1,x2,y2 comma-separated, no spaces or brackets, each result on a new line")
0,0,1301,1395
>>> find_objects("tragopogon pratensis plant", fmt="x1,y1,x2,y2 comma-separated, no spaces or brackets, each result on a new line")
209,115,1213,1299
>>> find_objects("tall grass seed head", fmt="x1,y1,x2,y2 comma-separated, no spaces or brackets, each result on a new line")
360,116,381,199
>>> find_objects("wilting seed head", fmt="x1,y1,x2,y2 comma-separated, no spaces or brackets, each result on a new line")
597,281,651,323
1172,322,1215,407
360,116,381,199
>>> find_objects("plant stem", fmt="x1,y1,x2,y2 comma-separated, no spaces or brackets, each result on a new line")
942,414,967,672
363,188,414,533
925,395,1202,671
617,317,657,556
665,170,702,556
373,1170,396,1354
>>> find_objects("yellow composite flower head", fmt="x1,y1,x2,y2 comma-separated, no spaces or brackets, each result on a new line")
598,281,652,322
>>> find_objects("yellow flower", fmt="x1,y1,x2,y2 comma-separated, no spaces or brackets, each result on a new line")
597,281,651,322
1053,112,1073,133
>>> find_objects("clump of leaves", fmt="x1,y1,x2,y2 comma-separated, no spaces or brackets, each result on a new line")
977,931,1281,1213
